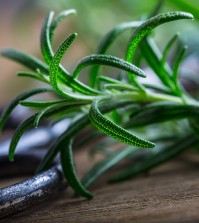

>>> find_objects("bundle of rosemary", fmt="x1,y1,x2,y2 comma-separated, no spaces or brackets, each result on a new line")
0,8,198,199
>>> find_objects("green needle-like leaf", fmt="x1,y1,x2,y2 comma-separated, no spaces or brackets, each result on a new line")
49,33,100,98
1,48,49,74
0,88,53,133
8,115,37,161
143,83,171,94
34,100,90,128
89,98,155,148
127,103,199,127
17,71,49,84
73,54,146,79
140,37,177,93
104,84,135,92
161,33,180,68
127,11,193,63
169,0,199,20
8,104,74,161
41,11,55,65
99,75,136,91
109,134,198,182
126,11,193,86
20,98,89,108
20,100,67,108
49,9,76,43
172,45,187,86
61,139,93,199
82,146,137,188
49,33,77,96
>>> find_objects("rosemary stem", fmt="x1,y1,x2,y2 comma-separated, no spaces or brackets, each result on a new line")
111,91,199,106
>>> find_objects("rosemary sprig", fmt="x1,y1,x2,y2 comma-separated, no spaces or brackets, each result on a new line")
1,8,198,199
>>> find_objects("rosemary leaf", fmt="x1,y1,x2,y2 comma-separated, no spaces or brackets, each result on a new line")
73,54,146,79
50,9,76,43
89,98,155,148
82,146,138,188
0,88,53,133
126,11,193,86
127,103,199,127
172,45,187,86
1,48,49,74
127,11,193,63
34,100,90,128
61,139,93,199
8,104,77,161
49,34,99,99
50,33,90,98
17,71,50,84
89,21,143,87
161,33,180,68
40,11,55,65
140,37,174,91
20,98,90,108
109,134,198,182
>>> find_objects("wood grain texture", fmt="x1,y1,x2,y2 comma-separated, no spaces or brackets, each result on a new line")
1,150,199,223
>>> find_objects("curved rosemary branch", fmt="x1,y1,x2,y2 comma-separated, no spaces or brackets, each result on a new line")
1,8,198,202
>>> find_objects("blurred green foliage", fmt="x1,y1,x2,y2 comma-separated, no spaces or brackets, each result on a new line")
2,0,199,101
34,0,199,54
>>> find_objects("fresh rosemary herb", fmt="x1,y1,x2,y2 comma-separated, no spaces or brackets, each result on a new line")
1,8,199,199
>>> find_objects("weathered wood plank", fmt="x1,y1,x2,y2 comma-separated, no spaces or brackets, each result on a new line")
1,151,199,223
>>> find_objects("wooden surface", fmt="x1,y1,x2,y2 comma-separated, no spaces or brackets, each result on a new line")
1,151,199,223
